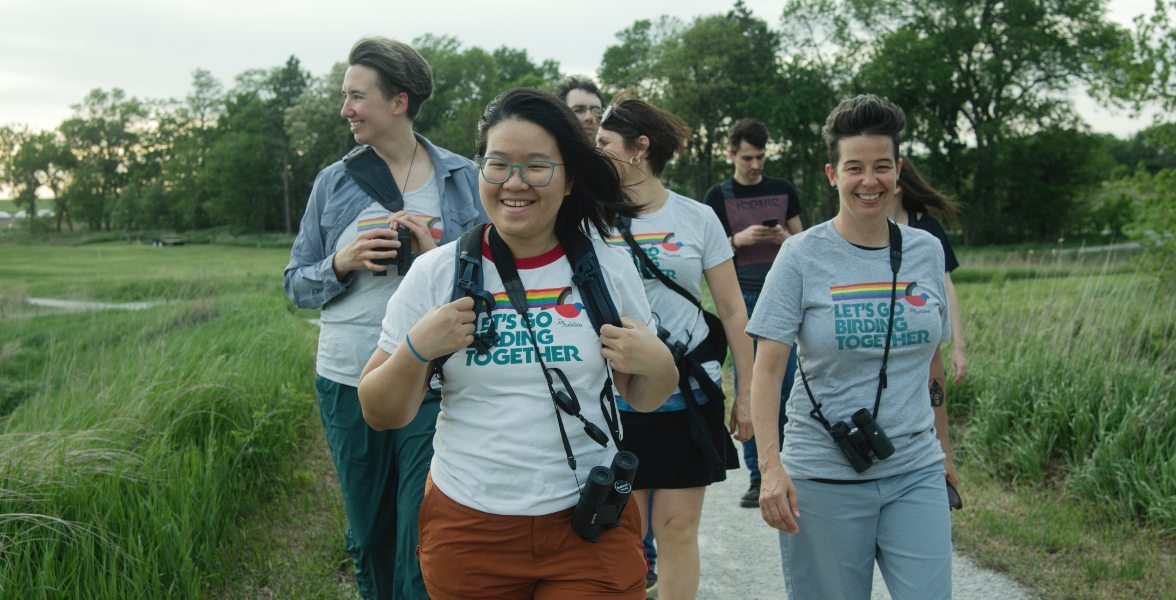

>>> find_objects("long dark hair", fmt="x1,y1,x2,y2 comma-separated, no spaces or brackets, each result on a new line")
475,88,638,239
898,156,960,220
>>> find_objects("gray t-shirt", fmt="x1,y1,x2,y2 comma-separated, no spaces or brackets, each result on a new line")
746,221,950,481
317,172,442,386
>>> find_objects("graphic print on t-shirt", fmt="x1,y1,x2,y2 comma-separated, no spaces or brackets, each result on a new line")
464,287,588,367
356,214,443,241
724,194,789,266
604,232,684,280
830,281,934,351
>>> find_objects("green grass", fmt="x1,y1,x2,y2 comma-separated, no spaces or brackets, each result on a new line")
945,246,1175,598
0,240,326,598
950,252,1175,533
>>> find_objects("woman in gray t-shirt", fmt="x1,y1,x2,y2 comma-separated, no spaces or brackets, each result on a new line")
747,95,955,600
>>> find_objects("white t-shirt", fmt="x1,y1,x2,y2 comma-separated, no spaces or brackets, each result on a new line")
317,173,441,386
603,191,733,389
377,233,652,516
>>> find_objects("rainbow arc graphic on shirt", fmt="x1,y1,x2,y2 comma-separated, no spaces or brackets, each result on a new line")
356,214,443,240
605,232,683,252
357,217,390,231
492,286,583,318
830,281,928,307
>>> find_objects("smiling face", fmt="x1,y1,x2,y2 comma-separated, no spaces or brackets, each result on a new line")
479,118,571,257
825,134,901,225
340,64,402,146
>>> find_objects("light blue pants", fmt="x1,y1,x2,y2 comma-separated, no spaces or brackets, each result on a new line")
780,462,952,600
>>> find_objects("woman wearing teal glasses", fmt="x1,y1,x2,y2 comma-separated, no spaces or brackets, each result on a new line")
359,88,676,599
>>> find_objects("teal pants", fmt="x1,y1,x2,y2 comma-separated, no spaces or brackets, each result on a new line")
315,376,439,600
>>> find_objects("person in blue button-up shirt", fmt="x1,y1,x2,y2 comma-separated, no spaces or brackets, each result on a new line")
283,36,485,600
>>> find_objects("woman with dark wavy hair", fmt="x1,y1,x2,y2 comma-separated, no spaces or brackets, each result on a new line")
597,97,755,600
358,88,676,599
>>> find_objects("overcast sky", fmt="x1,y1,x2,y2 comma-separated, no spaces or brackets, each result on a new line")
0,0,1163,136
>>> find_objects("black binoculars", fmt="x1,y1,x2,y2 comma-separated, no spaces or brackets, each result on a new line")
571,451,639,542
374,225,414,277
829,409,895,473
657,325,688,364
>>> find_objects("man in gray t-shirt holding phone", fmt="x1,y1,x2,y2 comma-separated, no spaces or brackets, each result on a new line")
703,118,803,508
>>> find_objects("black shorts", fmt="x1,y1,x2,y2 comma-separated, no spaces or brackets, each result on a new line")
618,388,739,490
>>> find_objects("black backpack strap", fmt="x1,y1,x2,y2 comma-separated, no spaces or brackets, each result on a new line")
616,216,729,367
344,145,405,213
558,227,621,333
720,179,735,201
616,217,703,311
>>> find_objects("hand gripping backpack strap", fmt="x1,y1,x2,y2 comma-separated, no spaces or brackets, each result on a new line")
431,224,493,378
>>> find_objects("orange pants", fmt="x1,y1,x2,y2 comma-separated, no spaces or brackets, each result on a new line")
418,476,646,599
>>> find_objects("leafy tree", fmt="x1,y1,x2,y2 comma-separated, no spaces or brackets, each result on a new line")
267,57,311,234
285,61,353,224
784,0,1128,242
58,88,149,231
222,57,310,233
994,127,1112,241
160,69,226,231
414,35,562,158
11,130,76,231
203,90,285,232
0,125,26,203
1098,0,1175,114
600,2,827,202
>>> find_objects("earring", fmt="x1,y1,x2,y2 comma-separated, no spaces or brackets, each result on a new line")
629,156,641,167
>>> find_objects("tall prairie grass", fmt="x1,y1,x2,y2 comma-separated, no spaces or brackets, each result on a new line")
0,241,317,597
952,248,1176,533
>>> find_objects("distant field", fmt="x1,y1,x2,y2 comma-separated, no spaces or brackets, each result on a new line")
0,240,291,302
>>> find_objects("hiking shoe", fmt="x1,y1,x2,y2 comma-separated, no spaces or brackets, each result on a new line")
740,481,760,508
645,569,658,598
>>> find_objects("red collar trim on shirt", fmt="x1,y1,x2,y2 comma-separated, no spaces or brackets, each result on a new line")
481,238,565,269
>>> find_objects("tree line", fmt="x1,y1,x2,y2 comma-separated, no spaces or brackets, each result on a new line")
0,0,1172,246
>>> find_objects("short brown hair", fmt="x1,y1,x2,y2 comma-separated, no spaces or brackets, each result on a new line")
555,76,602,104
822,94,905,167
348,37,433,120
728,118,769,151
600,97,692,177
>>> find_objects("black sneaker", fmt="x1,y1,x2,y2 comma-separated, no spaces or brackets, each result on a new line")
740,481,760,508
645,569,658,598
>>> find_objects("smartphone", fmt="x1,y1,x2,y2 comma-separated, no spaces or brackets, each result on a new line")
762,218,779,228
